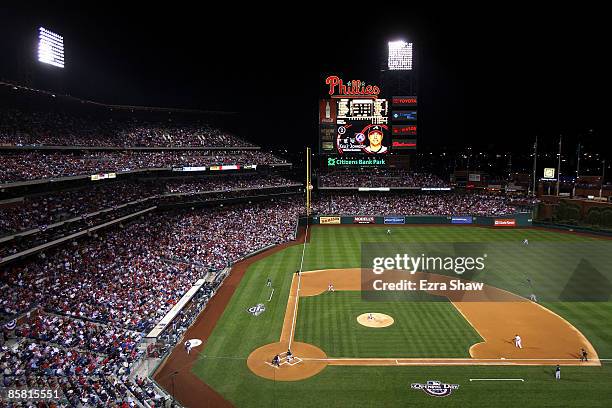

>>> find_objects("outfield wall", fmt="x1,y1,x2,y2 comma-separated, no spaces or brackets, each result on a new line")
306,213,532,227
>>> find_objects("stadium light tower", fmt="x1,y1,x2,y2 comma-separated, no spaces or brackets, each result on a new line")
380,39,417,95
387,40,413,71
38,27,65,68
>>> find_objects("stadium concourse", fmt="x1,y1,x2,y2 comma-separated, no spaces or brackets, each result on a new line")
1,86,535,408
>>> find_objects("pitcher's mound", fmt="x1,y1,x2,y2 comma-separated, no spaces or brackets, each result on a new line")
357,313,394,328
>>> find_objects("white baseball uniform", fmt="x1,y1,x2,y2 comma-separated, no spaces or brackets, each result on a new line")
514,335,522,349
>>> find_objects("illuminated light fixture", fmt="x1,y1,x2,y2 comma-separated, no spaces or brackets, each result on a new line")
388,40,412,70
38,27,65,68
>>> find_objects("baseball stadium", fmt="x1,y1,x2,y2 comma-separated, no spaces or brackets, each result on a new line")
1,8,612,408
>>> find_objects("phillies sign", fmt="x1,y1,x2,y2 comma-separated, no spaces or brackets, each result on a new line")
325,75,380,99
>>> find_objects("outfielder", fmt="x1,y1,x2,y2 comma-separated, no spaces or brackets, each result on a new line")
523,238,529,245
555,365,561,380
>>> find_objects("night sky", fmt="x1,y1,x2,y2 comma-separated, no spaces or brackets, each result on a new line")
1,6,610,156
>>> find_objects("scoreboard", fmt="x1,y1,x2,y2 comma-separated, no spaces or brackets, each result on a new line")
335,98,389,154
320,98,390,155
390,96,417,150
319,77,418,155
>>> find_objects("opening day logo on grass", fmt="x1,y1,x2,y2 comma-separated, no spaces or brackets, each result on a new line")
411,380,459,397
247,303,266,316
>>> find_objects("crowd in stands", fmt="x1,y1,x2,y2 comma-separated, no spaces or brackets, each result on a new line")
1,339,164,407
165,174,300,194
319,170,449,188
0,182,161,237
0,196,303,406
0,107,253,148
0,150,287,184
16,313,141,361
313,192,517,216
1,197,302,324
0,201,155,259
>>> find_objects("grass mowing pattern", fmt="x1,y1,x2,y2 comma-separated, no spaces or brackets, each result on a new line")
192,226,612,408
296,291,481,357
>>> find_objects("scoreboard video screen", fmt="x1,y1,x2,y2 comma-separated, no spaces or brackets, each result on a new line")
333,98,389,155
318,76,418,155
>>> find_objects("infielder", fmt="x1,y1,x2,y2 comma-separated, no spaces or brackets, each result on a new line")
514,334,522,349
327,283,335,292
367,313,374,320
580,348,588,362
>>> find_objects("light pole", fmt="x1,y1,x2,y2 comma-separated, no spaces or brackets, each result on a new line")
532,136,538,197
556,136,562,196
573,140,581,197
601,160,606,198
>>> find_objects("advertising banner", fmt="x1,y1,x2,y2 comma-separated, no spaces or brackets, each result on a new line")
451,216,473,224
353,216,375,224
391,96,417,107
384,217,405,224
172,166,207,172
91,173,117,180
494,219,516,227
320,216,341,225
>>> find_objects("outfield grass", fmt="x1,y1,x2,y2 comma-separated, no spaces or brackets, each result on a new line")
193,226,612,408
296,291,481,357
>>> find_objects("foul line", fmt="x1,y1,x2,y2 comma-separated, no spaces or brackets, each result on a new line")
470,378,524,382
267,288,275,302
307,357,605,362
288,223,309,350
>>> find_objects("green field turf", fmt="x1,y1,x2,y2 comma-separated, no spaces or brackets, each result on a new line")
295,291,481,357
192,226,612,408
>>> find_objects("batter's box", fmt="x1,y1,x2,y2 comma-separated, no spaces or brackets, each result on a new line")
265,356,303,369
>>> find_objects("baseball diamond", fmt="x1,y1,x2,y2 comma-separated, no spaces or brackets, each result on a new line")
154,225,612,407
2,13,612,408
